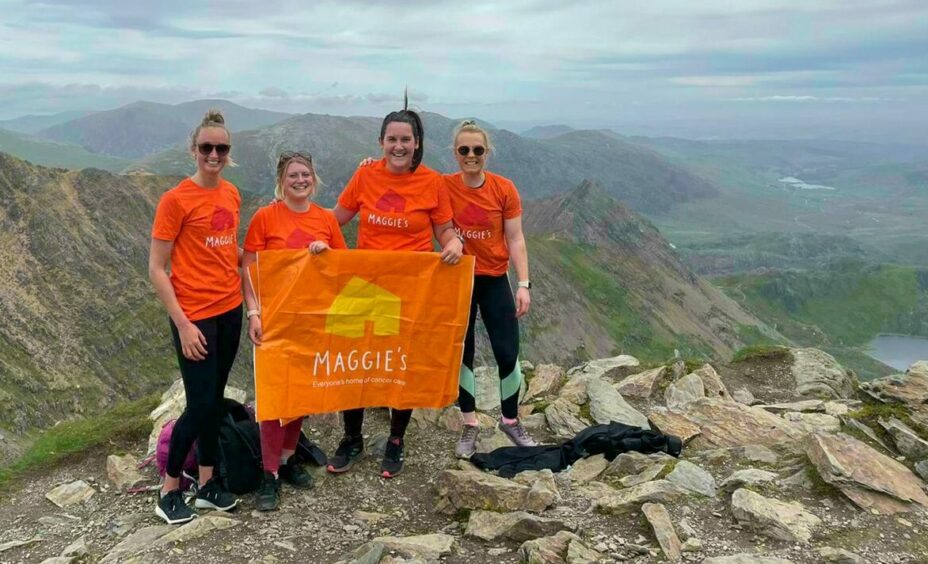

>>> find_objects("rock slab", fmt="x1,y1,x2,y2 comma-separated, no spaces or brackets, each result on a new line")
46,480,95,507
642,502,682,562
730,488,821,542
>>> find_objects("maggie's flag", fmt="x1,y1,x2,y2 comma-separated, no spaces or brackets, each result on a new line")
250,249,475,421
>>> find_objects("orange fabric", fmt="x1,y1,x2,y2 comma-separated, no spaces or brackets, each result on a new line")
337,160,453,251
244,201,347,252
151,178,242,321
251,250,475,420
444,171,522,276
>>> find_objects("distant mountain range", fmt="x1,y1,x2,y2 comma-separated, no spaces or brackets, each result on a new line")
0,111,93,135
0,128,130,172
36,100,292,159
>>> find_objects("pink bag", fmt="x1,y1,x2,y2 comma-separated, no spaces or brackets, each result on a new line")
155,419,198,490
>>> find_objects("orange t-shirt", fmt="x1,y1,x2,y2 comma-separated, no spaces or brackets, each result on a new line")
151,177,243,321
444,171,522,276
337,160,453,251
244,201,347,252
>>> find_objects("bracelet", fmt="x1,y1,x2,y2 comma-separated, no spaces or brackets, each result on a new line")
246,309,260,319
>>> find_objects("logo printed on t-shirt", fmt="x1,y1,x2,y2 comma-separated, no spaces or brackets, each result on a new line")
455,203,493,240
286,228,316,249
375,190,406,213
211,206,236,231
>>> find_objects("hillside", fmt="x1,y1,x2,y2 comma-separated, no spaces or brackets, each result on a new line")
715,260,928,379
134,111,718,214
0,111,91,135
37,100,292,159
0,128,129,172
517,180,777,364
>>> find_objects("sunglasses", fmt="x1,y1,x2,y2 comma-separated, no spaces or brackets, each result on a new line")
197,143,231,156
456,145,486,157
278,151,313,164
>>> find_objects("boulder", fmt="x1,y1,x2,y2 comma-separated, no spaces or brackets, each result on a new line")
720,469,778,492
702,556,794,564
475,366,502,412
46,480,95,508
475,426,516,453
666,460,717,497
915,459,928,481
664,373,705,410
860,361,928,407
817,547,866,564
619,462,669,488
465,510,572,542
545,398,590,439
649,408,701,443
106,454,144,490
732,389,755,405
605,451,674,477
0,538,40,553
642,502,682,562
691,364,730,400
759,400,825,414
656,399,806,450
101,526,174,564
586,378,649,428
566,355,639,379
512,469,561,504
790,348,857,399
557,377,589,405
60,536,88,559
436,469,556,513
335,542,385,564
806,432,928,514
582,480,686,514
567,454,608,483
519,531,600,564
616,366,666,398
371,534,455,562
154,515,239,546
781,412,841,434
729,445,779,465
526,364,565,400
878,416,928,459
730,488,821,542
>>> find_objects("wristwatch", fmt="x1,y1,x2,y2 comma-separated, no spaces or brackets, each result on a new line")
517,280,532,289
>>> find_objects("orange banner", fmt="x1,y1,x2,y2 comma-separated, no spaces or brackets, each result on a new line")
251,249,475,421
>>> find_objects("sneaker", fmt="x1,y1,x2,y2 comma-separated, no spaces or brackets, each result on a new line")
326,435,364,474
380,437,404,478
156,488,197,525
455,425,480,459
194,477,238,511
279,459,314,489
255,472,280,512
499,419,539,447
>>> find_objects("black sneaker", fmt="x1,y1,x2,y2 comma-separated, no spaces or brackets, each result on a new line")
380,437,404,478
194,477,238,511
279,459,314,489
327,435,364,474
156,489,196,525
255,472,280,512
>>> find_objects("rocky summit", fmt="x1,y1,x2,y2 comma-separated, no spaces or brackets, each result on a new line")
1,348,928,563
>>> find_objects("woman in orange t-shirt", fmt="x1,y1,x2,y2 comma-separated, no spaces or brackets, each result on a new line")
327,108,464,478
444,120,536,459
242,152,347,511
149,110,241,524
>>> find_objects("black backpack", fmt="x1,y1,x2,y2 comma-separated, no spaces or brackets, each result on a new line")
216,399,264,494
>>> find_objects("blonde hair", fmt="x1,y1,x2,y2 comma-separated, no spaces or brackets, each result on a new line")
274,153,319,201
452,119,493,152
190,109,236,167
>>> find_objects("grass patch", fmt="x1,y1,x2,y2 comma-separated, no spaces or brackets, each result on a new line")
532,400,551,414
731,344,791,363
803,464,844,498
0,393,158,491
578,403,592,422
847,400,928,442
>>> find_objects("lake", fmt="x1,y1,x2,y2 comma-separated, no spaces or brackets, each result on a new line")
866,334,928,372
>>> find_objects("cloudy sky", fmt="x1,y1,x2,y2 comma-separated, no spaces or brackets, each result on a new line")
2,0,927,141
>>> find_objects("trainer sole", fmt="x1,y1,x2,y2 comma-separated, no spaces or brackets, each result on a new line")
155,506,197,525
194,497,238,511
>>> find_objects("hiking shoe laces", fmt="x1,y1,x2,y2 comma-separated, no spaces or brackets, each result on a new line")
279,459,315,489
255,472,280,512
455,425,480,459
327,434,364,474
194,477,238,511
155,488,197,525
499,420,539,447
380,437,405,478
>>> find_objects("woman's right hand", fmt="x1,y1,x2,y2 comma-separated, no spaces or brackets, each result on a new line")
178,321,208,360
358,157,376,168
248,315,263,346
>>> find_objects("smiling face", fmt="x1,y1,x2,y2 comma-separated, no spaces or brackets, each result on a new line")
282,160,315,204
191,126,230,177
454,131,489,175
380,121,419,173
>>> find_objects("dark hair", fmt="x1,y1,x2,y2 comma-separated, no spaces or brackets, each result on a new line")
379,109,424,172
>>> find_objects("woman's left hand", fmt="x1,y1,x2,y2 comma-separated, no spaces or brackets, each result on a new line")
440,236,463,265
309,241,330,255
515,287,531,317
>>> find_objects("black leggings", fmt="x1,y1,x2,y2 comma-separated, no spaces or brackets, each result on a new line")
342,408,413,440
458,274,521,419
166,305,242,478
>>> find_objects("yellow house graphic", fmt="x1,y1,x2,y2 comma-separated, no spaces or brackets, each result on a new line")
325,276,402,338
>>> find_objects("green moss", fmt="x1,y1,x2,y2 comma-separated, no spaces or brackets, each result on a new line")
0,393,159,492
578,403,592,422
804,464,843,498
731,345,792,363
655,460,678,480
532,400,551,414
846,401,928,442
